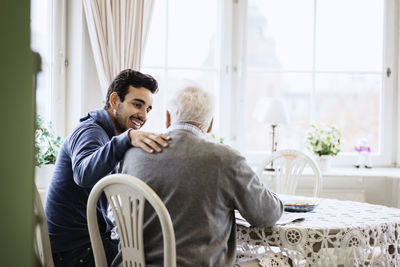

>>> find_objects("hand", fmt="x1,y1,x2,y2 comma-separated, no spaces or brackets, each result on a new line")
129,130,171,153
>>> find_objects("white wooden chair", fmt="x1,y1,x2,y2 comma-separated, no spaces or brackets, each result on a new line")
34,185,54,267
87,174,176,267
257,149,322,197
244,150,322,267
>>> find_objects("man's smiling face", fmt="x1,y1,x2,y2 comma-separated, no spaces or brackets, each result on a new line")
112,85,153,134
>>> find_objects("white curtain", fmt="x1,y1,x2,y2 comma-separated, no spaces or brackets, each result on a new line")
83,0,155,97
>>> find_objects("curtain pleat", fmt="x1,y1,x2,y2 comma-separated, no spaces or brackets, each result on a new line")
83,0,155,98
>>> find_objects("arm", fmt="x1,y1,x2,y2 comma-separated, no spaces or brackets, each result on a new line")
228,155,283,227
70,121,171,188
128,130,171,153
70,125,131,188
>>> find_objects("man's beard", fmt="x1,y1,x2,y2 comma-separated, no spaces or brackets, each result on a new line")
114,108,128,133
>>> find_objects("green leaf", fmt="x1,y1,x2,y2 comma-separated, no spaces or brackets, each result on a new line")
305,124,341,157
35,114,62,167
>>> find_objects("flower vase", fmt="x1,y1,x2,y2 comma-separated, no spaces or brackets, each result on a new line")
318,155,331,172
35,164,55,189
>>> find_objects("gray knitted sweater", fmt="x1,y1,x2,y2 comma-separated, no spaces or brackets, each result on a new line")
114,123,283,267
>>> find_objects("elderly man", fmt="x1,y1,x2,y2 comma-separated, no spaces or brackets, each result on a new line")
116,86,283,267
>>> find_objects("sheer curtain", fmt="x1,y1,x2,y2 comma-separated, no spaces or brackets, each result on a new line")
83,0,155,97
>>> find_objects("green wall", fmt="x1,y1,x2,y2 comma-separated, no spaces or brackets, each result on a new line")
0,0,35,266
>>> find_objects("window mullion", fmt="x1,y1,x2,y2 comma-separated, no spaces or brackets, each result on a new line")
381,0,398,166
217,0,233,143
165,0,169,96
395,0,400,167
51,0,67,138
230,0,248,151
311,0,317,123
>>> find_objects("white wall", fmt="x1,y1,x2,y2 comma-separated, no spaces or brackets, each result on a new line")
262,173,399,208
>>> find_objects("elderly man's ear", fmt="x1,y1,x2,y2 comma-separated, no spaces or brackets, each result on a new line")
166,111,172,129
165,110,214,134
207,118,213,133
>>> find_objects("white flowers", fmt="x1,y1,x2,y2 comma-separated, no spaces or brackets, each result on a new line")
306,124,341,157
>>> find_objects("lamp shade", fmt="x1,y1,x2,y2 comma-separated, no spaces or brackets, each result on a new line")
253,97,290,125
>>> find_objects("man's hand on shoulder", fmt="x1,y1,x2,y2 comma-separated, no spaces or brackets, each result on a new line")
129,130,171,153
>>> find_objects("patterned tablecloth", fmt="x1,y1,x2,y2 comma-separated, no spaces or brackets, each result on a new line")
236,197,400,267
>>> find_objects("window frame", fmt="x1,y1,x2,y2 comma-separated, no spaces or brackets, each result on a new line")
141,0,225,134
31,0,67,138
50,0,67,137
81,0,398,168
230,0,399,167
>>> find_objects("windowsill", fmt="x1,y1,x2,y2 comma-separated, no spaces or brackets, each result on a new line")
308,166,400,179
251,164,400,179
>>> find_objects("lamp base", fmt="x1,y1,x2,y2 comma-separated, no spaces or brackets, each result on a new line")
264,167,275,172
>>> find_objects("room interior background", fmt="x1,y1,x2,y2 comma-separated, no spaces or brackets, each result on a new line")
2,0,400,265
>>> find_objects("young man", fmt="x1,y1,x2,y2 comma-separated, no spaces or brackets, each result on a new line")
115,86,283,267
45,69,170,267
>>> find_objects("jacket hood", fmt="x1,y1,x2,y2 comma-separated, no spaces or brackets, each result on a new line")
80,109,116,138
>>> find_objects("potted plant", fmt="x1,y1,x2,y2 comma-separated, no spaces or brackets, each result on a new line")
206,132,225,144
306,124,341,172
35,114,62,189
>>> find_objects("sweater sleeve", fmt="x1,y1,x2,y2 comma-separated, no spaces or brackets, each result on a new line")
70,125,132,188
227,154,283,227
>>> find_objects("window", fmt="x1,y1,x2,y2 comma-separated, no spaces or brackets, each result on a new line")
31,0,66,136
141,0,222,134
31,0,52,120
242,0,395,166
141,0,397,166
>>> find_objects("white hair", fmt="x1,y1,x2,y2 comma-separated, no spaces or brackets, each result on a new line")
167,86,215,132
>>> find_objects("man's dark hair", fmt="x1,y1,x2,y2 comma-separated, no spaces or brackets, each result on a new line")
104,69,158,109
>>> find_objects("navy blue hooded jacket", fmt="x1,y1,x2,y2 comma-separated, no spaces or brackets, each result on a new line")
45,109,132,252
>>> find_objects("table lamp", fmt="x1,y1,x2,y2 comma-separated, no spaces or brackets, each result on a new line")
253,97,290,171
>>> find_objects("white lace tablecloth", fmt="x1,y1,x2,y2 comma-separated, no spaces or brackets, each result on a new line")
236,197,400,266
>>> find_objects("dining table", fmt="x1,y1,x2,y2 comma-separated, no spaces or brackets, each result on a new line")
235,196,400,267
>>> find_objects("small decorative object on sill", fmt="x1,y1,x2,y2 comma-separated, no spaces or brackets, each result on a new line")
306,124,341,172
354,138,372,169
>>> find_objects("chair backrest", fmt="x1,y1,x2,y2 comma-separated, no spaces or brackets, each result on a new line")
257,149,322,197
87,174,176,267
33,185,54,267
